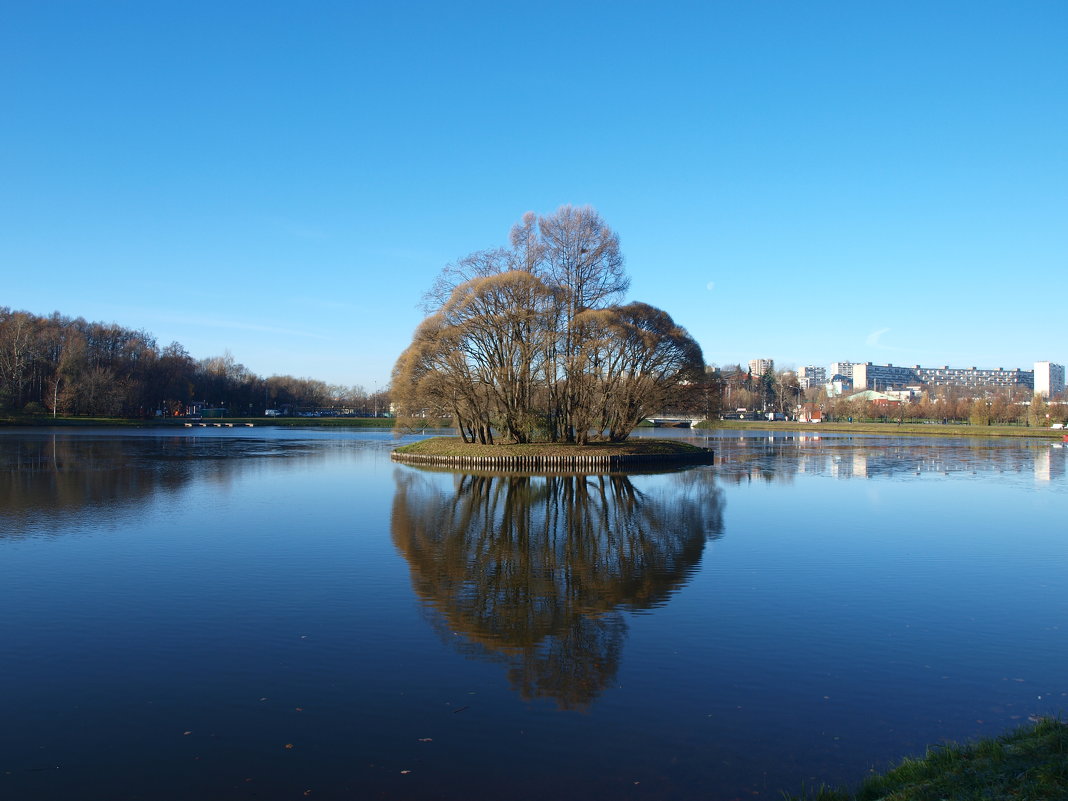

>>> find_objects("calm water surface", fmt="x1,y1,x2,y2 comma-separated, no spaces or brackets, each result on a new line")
2,427,1066,800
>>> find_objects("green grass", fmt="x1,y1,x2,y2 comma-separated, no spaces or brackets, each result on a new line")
392,436,706,458
786,718,1068,801
701,419,1066,440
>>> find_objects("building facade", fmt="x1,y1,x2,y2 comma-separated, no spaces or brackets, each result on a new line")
748,358,774,376
914,365,1033,391
797,365,826,389
852,363,920,391
828,361,855,379
853,362,1035,392
1034,362,1066,398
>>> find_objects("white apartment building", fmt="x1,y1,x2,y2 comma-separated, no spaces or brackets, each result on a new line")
828,361,855,379
749,358,774,375
1034,361,1066,398
915,365,1032,390
854,362,1036,392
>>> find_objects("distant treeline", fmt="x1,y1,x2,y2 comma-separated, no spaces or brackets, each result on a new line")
0,307,388,417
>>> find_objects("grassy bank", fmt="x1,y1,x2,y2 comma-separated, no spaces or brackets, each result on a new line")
788,718,1068,801
700,419,1067,440
392,436,706,458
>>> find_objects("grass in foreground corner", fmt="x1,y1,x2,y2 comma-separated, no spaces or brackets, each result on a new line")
786,718,1068,801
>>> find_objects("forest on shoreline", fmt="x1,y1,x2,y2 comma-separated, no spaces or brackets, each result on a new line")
0,306,387,418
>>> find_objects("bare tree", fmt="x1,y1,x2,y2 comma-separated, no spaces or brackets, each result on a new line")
394,208,700,444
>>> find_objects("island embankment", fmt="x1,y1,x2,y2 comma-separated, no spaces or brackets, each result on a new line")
391,436,713,471
785,717,1067,801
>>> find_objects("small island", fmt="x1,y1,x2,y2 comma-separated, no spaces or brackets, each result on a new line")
391,436,713,470
390,206,707,471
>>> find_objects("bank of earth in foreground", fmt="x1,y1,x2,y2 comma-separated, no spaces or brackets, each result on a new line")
787,717,1068,801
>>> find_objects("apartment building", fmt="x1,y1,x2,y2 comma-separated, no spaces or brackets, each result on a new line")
915,365,1033,390
797,365,826,389
748,358,774,375
852,363,920,391
1034,361,1066,398
853,362,1037,392
828,361,855,379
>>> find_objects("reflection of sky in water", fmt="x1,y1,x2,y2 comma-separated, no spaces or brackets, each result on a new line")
0,428,1065,801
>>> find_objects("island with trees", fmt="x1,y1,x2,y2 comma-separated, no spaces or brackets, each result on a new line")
391,205,713,469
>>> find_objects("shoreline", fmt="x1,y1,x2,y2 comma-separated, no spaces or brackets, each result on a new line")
2,416,1064,441
702,419,1067,440
0,416,400,428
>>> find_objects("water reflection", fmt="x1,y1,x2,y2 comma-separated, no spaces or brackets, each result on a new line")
391,468,724,709
711,434,1067,485
0,432,325,538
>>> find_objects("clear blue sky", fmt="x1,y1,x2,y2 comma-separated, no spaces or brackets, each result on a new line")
3,1,1065,387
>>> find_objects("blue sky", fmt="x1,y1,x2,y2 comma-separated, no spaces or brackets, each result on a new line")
3,1,1065,387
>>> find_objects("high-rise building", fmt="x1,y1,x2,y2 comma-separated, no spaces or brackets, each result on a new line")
797,366,826,389
748,358,774,376
828,362,855,379
1034,361,1066,398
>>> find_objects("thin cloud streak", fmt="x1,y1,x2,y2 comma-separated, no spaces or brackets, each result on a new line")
156,313,330,340
866,327,891,347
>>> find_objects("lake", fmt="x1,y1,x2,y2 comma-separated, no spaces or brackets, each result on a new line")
2,427,1065,800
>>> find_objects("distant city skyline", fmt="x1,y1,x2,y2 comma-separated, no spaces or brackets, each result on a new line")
3,3,1065,387
737,358,1066,397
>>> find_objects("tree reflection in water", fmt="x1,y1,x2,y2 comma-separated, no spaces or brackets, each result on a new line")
391,468,724,709
0,433,316,538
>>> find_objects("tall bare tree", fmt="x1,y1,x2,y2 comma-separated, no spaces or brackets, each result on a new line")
394,207,701,443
